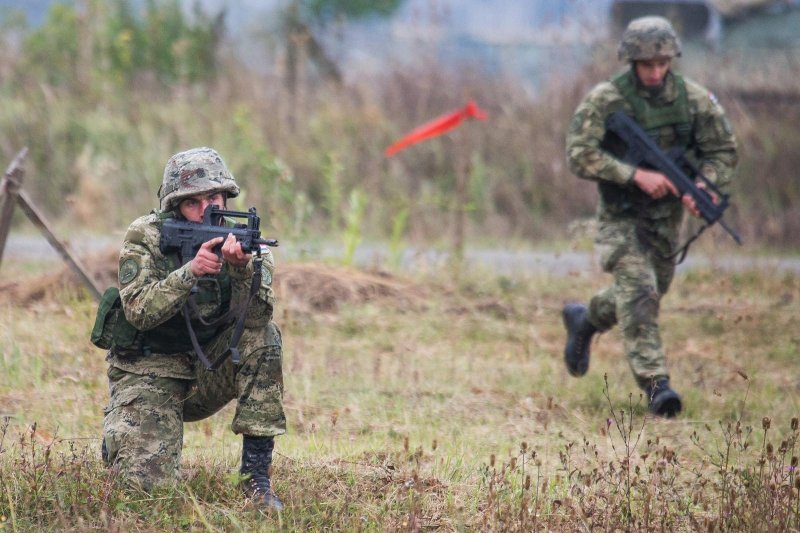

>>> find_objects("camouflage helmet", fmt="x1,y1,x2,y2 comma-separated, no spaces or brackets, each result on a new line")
158,147,240,211
618,16,682,62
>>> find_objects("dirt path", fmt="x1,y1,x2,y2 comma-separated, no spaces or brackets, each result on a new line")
3,234,799,276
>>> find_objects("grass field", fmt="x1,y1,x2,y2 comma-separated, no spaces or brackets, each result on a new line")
0,254,798,531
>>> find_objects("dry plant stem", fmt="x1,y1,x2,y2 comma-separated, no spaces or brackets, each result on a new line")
603,372,647,527
1,260,799,529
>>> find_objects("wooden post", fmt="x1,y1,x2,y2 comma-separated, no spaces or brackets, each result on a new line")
453,149,468,267
0,147,29,266
15,190,104,301
0,148,104,301
449,128,474,276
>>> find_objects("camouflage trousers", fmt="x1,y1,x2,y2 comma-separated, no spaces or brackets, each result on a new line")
102,321,286,490
587,218,677,389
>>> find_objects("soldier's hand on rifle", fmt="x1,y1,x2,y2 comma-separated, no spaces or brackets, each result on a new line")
681,193,701,218
221,232,251,268
190,237,225,277
681,181,718,218
633,168,679,199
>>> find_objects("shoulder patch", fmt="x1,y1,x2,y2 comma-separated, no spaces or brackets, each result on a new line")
119,258,140,285
708,91,719,106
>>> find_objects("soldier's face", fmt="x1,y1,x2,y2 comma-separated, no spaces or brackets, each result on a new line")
179,192,225,222
635,58,671,87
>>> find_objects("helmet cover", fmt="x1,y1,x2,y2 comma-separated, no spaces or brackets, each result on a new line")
618,15,682,61
158,147,239,211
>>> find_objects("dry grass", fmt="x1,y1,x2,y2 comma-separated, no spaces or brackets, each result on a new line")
0,253,798,530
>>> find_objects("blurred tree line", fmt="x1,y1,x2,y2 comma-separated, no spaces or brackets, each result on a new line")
21,1,222,88
0,0,798,250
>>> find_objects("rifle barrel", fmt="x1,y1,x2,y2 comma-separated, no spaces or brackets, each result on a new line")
719,219,743,245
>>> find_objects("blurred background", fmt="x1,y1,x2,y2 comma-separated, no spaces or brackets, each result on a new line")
0,0,798,253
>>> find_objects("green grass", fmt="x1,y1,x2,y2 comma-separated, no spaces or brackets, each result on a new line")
0,258,799,530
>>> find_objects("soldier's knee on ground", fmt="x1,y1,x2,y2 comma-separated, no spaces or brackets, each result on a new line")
102,370,186,491
102,427,182,491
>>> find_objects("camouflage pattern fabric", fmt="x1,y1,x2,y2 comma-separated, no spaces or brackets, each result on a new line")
566,68,738,388
617,16,682,61
567,71,738,196
158,147,240,211
102,211,285,489
587,218,678,388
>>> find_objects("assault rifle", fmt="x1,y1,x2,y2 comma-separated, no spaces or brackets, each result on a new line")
605,111,742,248
160,205,278,264
159,205,277,371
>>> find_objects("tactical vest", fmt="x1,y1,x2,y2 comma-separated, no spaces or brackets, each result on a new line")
143,271,233,354
91,212,233,356
598,70,693,214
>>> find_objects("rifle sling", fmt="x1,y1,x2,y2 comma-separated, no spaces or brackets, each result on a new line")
186,296,238,327
182,256,263,371
665,224,710,265
634,215,709,266
227,257,263,366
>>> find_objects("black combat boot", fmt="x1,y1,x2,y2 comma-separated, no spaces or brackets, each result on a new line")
241,436,284,511
562,303,597,377
646,379,682,418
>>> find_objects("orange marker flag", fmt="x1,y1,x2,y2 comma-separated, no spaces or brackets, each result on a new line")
384,100,488,157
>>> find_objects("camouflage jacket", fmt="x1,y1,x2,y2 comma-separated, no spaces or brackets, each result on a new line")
107,210,276,379
566,69,738,221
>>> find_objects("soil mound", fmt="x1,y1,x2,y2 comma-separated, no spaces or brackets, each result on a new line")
0,247,420,313
274,262,418,313
0,247,118,304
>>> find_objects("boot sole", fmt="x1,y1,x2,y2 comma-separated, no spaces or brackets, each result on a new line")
562,307,590,377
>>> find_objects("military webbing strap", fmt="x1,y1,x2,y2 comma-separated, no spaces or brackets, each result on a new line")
183,255,263,371
611,70,692,148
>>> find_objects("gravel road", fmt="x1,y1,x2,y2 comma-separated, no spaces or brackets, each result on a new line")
3,234,799,276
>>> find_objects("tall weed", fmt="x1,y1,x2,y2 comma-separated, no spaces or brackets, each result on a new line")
1,3,798,248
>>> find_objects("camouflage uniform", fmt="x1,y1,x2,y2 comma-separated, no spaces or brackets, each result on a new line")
565,17,738,389
100,148,286,491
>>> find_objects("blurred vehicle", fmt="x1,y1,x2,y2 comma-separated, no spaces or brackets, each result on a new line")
610,0,798,45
